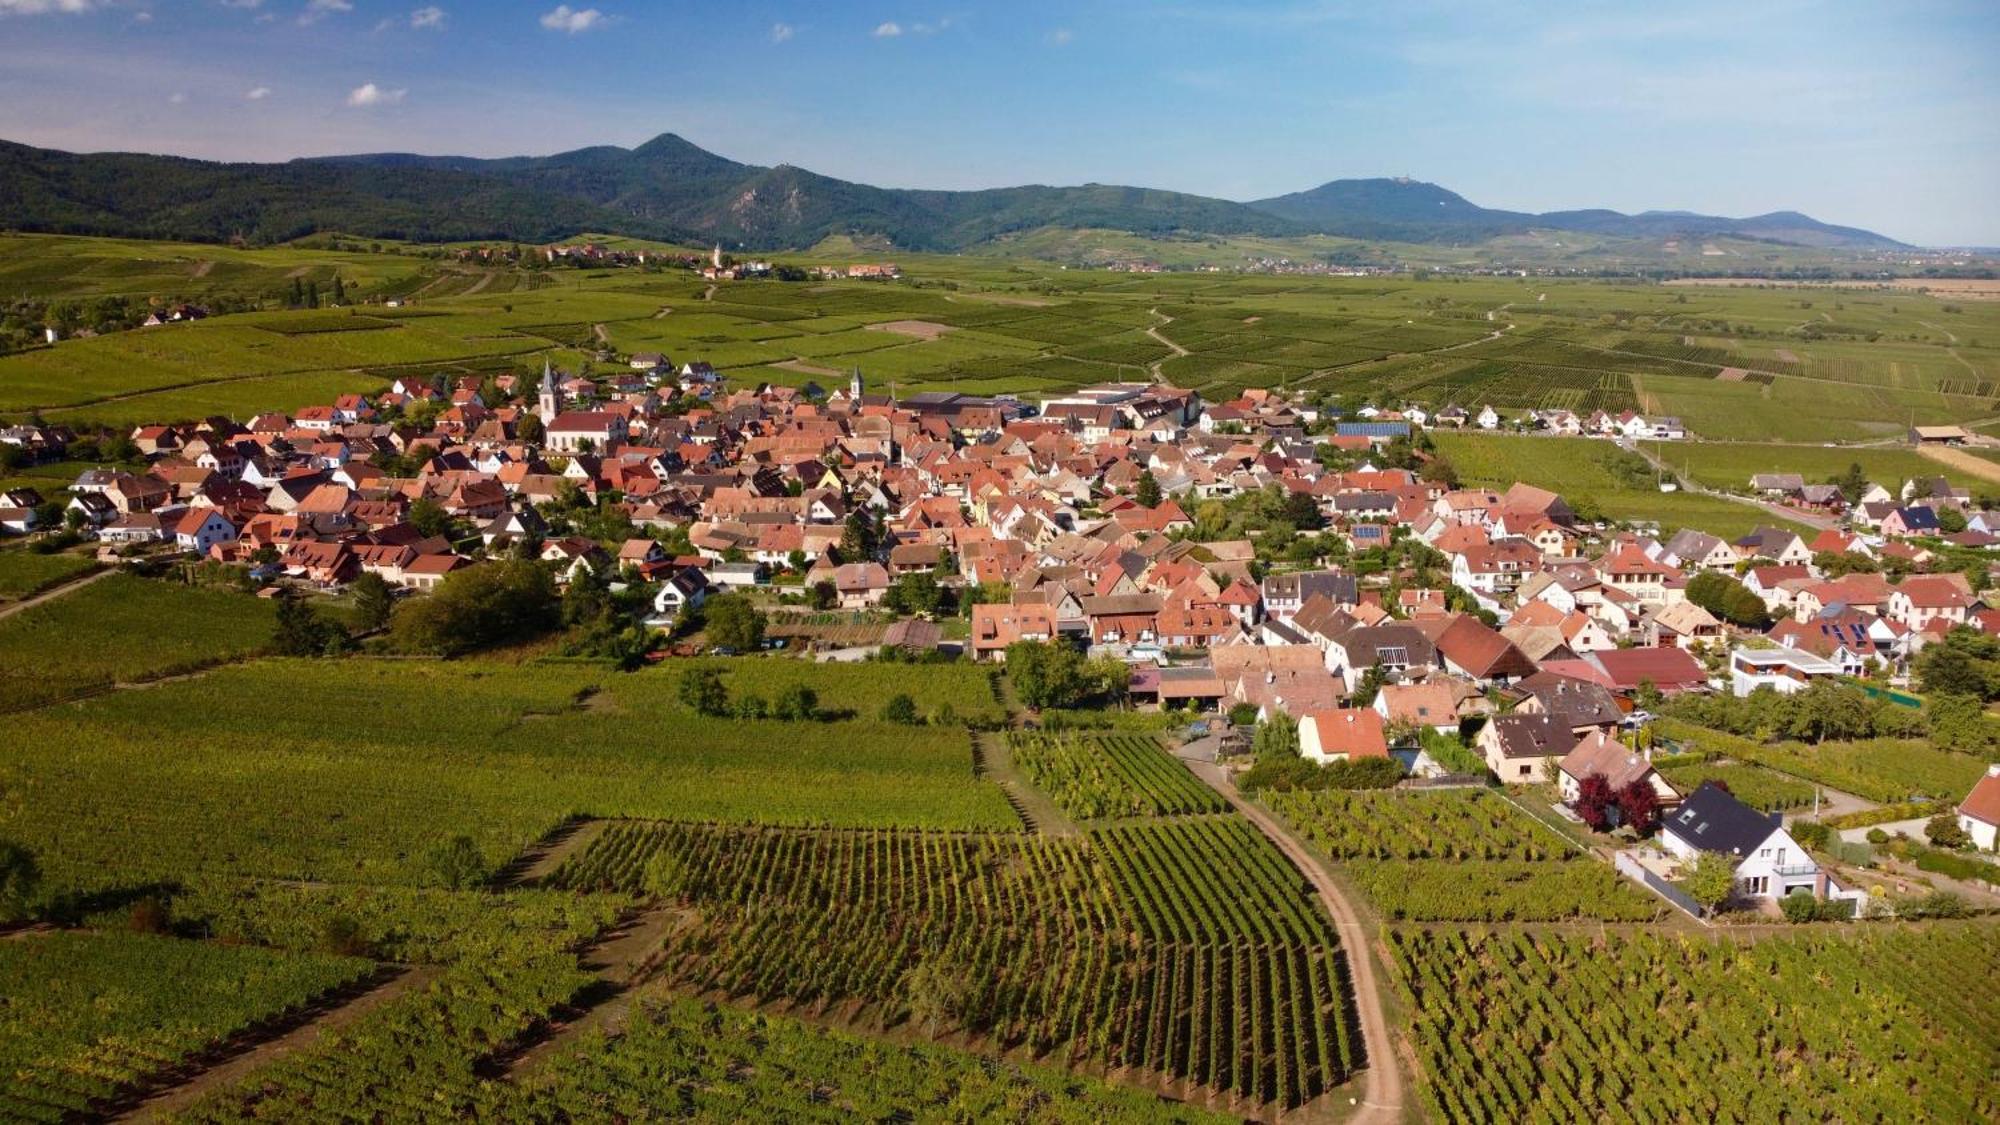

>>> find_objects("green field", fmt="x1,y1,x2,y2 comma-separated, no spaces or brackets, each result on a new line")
0,930,373,1120
1432,431,1810,539
3,658,1019,896
7,233,1994,438
0,549,94,601
0,573,277,712
1641,440,1979,494
1657,719,1989,803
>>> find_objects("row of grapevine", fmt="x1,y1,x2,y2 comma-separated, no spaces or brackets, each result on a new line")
546,819,1361,1110
1264,789,1570,861
1008,731,1226,819
1389,923,2000,1123
1343,861,1662,922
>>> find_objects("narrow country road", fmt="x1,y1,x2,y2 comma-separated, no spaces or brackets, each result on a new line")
1179,758,1408,1124
1145,307,1188,383
0,566,111,620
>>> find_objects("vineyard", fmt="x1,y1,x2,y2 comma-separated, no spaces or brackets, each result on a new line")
0,549,94,601
1264,789,1571,860
501,992,1231,1123
1656,761,1815,812
548,818,1361,1110
1344,861,1661,922
3,659,1019,895
1008,731,1227,818
1655,719,1989,804
0,930,373,1122
1390,924,2000,1124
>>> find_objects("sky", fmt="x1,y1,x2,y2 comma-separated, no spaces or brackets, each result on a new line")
1,0,1996,245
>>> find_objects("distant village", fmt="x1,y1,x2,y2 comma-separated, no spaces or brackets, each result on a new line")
4,339,1998,911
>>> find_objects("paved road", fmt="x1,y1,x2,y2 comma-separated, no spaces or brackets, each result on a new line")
1179,758,1407,1124
0,566,111,621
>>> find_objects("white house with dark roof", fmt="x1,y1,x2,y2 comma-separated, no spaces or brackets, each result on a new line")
1660,781,1841,903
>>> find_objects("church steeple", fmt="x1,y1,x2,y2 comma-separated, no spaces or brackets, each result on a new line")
712,244,724,269
538,357,561,423
849,366,864,401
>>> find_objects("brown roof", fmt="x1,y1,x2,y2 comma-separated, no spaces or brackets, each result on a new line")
1961,767,2000,828
1487,713,1577,760
1560,731,1667,791
1302,709,1390,759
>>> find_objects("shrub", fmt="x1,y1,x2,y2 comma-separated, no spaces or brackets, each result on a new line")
1925,813,1971,850
880,694,919,725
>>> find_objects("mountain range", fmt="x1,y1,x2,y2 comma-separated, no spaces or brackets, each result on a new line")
0,132,1908,252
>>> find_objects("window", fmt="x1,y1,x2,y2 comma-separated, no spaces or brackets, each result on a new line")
1759,848,1771,859
1519,765,1532,777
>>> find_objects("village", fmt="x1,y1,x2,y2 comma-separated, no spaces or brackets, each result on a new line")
3,340,1998,928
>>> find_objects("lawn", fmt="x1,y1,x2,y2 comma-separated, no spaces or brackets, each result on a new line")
1640,440,1978,494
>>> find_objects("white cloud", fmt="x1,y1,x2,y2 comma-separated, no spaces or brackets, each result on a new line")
410,5,443,29
168,91,186,104
769,20,792,43
346,82,406,107
871,20,900,37
298,0,351,25
219,0,263,8
1047,27,1072,46
539,4,603,33
0,0,97,14
246,86,271,99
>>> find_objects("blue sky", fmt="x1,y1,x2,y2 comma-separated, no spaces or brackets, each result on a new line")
2,0,1996,245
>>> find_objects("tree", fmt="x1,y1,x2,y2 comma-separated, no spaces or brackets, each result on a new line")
1350,662,1388,708
1253,713,1300,760
1616,778,1661,835
678,668,729,716
1925,813,1971,850
885,571,945,617
1135,469,1162,509
1938,507,1969,534
703,594,765,651
271,592,346,657
839,509,879,561
1281,490,1325,531
1829,462,1870,503
516,413,544,445
881,693,920,725
350,571,394,632
0,839,40,923
409,497,450,539
810,580,838,611
1686,570,1770,628
425,834,489,890
1575,773,1617,832
1916,627,2000,700
1005,640,1090,710
1419,454,1460,490
773,684,819,721
1682,852,1739,913
390,559,559,656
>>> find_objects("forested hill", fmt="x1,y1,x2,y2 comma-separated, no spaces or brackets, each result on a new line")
0,133,1905,251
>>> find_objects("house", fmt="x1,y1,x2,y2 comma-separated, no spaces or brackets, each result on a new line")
1886,575,1971,633
1477,713,1577,784
1661,781,1839,903
1372,681,1469,735
650,567,710,621
1645,601,1724,650
1557,731,1680,812
1729,645,1843,696
969,602,1056,660
172,508,237,555
1585,646,1710,697
1957,764,2000,852
1880,506,1941,540
1299,708,1391,764
401,552,471,591
1513,671,1623,737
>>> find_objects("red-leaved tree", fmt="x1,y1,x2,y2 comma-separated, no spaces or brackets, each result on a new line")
1575,774,1616,832
1617,779,1661,836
